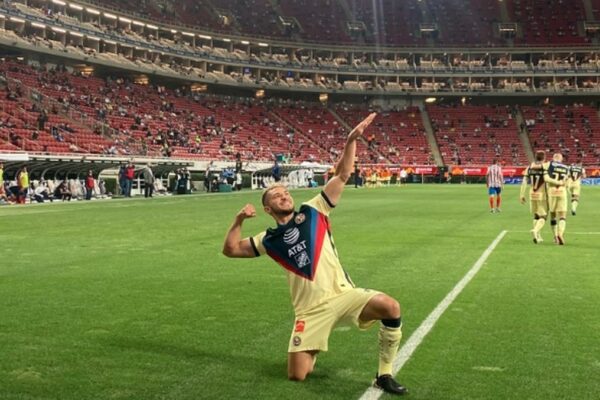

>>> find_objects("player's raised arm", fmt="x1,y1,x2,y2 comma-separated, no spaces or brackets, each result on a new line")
323,112,377,206
223,204,258,258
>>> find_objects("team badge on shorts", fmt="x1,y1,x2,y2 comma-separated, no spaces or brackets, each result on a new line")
295,320,305,333
294,213,306,224
293,336,302,346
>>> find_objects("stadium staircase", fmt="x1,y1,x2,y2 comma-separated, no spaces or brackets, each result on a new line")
514,108,534,162
419,107,444,166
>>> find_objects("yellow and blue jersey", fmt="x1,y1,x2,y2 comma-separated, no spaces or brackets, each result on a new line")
251,192,355,315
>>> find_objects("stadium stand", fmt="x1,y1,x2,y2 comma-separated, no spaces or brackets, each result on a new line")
428,105,528,166
521,104,600,165
334,105,434,165
507,0,588,45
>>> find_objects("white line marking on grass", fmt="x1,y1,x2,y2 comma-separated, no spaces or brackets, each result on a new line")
510,230,600,235
358,230,507,400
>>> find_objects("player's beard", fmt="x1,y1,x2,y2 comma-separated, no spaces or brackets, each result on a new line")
272,205,294,218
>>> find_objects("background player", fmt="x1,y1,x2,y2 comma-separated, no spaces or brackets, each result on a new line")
568,162,586,216
486,159,503,213
545,153,569,245
520,151,548,243
222,113,408,395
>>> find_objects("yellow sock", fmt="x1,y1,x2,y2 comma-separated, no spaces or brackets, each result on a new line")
558,219,566,237
572,200,578,213
534,218,546,236
378,324,402,376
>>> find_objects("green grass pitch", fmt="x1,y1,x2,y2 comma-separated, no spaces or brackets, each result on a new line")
1,185,599,400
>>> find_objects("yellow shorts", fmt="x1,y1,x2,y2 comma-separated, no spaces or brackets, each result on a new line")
288,288,381,352
530,199,548,217
548,195,568,213
569,184,581,197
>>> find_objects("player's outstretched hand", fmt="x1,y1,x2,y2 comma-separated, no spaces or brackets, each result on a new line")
347,112,377,142
237,204,256,220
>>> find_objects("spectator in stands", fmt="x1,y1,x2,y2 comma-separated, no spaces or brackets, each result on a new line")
142,164,155,198
85,170,95,200
17,167,29,204
37,110,48,131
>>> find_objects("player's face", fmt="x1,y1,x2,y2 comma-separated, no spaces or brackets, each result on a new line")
265,187,295,217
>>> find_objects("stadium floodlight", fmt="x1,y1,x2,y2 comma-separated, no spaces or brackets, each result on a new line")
86,8,100,15
9,17,26,23
181,31,195,37
258,42,269,47
146,24,158,30
132,20,145,26
198,34,212,40
119,17,132,23
31,22,46,28
52,0,67,6
51,27,67,33
425,97,437,103
222,38,231,42
240,40,250,45
104,13,117,19
68,4,83,11
171,29,178,33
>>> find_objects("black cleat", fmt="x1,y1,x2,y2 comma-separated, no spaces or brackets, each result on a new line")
571,210,576,216
374,374,408,395
556,235,565,245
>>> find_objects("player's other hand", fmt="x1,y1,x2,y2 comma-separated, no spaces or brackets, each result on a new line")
520,196,526,204
237,204,256,220
348,112,377,142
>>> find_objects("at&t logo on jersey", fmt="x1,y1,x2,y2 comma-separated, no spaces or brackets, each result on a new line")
283,227,300,245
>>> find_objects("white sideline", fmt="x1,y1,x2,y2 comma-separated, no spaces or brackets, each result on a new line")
358,230,507,400
509,230,600,235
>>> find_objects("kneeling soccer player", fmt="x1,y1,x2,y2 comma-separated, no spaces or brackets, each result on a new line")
223,113,407,395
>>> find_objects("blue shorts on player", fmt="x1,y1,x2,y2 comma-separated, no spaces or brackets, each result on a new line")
488,186,502,196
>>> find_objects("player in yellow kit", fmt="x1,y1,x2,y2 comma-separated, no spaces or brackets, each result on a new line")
520,151,549,243
545,153,569,245
223,113,407,395
568,162,586,216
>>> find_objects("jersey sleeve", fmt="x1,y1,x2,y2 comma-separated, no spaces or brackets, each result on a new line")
303,191,335,216
249,231,267,257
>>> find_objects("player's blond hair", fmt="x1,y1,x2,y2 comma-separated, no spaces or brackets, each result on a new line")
553,153,563,162
261,183,288,206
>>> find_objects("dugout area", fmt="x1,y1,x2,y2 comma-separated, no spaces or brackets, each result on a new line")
0,153,193,181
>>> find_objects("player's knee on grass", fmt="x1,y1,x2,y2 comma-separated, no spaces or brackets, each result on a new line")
288,352,316,381
378,296,401,320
